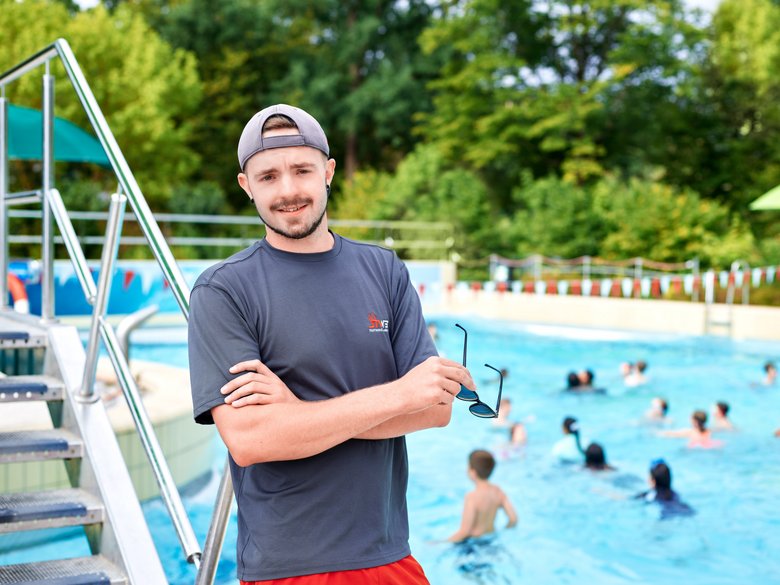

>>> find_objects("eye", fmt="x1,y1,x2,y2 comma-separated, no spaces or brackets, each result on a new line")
259,174,274,182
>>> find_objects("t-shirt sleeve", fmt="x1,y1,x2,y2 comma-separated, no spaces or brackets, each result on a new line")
389,256,438,376
188,282,259,424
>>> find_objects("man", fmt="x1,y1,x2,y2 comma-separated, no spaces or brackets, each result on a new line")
188,104,474,584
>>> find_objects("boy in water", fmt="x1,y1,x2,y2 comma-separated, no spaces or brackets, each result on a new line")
635,460,695,520
448,450,518,542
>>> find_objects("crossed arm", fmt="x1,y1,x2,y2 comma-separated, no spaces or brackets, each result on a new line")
211,355,474,466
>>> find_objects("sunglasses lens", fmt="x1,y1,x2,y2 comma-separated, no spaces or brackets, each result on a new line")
469,402,497,418
456,387,478,402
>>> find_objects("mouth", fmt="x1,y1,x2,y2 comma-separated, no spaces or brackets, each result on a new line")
274,201,310,214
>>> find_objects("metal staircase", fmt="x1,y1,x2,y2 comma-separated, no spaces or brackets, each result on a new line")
0,314,164,584
1,39,232,584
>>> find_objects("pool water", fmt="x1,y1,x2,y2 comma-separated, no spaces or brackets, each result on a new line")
4,319,780,584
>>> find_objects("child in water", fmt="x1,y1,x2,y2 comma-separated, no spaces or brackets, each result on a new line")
447,450,518,542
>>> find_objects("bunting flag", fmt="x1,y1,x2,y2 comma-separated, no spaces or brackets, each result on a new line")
641,277,652,297
683,274,694,295
752,268,763,288
734,270,744,287
123,269,135,290
601,279,612,297
621,278,633,298
660,275,671,295
558,280,569,295
719,271,729,288
768,267,776,284
535,281,546,295
582,279,592,296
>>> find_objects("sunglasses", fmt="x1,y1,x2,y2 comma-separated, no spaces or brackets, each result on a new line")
455,323,504,419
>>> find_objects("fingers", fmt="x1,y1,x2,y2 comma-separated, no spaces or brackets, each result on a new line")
228,359,274,376
221,371,271,395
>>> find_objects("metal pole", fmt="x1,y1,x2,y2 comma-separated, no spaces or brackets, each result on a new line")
692,258,700,303
195,459,233,585
41,63,55,322
79,192,126,402
0,94,8,309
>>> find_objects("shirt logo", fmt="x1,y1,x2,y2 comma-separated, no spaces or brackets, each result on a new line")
368,312,389,333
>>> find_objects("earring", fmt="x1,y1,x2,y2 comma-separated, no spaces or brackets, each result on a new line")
326,184,331,196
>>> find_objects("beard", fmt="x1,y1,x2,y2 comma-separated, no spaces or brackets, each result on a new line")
258,198,328,240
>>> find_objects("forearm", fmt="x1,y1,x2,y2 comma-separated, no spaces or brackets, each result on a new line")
354,403,452,439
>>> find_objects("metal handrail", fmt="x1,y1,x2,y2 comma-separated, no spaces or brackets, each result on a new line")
0,39,210,575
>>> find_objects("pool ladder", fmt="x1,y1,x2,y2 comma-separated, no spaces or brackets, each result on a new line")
1,39,232,584
0,311,164,583
703,261,750,336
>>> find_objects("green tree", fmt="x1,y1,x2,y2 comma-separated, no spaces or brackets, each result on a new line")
0,1,202,208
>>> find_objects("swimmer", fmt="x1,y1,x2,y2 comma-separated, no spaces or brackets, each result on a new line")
492,397,513,429
644,397,670,424
563,371,581,392
660,409,723,449
509,422,527,446
711,401,736,432
447,450,517,542
625,360,649,387
552,416,585,463
765,361,777,386
583,442,616,472
634,459,695,519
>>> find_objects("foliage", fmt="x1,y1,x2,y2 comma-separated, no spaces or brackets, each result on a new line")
0,1,202,208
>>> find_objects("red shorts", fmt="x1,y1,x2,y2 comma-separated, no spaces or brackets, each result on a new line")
240,555,429,585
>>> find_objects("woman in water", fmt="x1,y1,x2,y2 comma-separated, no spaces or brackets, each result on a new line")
660,409,723,449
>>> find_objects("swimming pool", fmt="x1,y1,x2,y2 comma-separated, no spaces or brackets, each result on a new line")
4,318,779,584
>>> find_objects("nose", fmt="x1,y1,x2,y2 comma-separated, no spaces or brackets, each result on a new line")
278,172,296,197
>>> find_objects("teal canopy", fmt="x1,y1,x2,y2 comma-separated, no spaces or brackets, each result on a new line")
5,103,110,167
750,184,780,211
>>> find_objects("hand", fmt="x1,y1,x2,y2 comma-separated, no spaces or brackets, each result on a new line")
396,356,475,412
220,359,300,408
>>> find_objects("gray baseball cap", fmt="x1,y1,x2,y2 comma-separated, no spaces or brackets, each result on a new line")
237,104,330,170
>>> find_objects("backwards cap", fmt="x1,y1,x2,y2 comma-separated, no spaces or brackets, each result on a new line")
237,104,329,170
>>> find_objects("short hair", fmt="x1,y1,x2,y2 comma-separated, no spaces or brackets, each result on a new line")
765,361,777,373
692,410,708,431
584,443,607,469
563,416,579,434
651,461,672,490
262,114,298,133
716,401,729,416
636,360,647,373
567,372,580,388
659,398,669,415
584,369,595,384
469,449,496,480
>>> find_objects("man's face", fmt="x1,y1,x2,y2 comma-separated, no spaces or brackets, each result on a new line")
238,128,335,244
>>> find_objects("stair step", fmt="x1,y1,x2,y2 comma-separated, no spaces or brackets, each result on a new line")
0,330,46,350
0,489,104,534
0,377,64,403
0,555,127,584
0,430,83,463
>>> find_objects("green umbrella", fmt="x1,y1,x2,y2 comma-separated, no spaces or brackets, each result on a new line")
5,103,110,167
750,184,780,211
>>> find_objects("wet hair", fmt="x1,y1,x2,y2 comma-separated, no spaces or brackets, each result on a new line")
584,443,608,469
715,401,729,416
650,461,672,491
567,372,580,388
636,360,647,373
563,416,579,434
469,449,496,480
765,361,777,373
691,410,708,431
583,369,595,384
658,398,669,415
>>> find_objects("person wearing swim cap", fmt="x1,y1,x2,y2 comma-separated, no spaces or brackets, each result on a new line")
188,104,475,584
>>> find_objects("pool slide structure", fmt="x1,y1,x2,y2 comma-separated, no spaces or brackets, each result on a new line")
0,40,229,584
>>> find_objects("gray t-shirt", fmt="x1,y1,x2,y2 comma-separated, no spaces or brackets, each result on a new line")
188,233,437,581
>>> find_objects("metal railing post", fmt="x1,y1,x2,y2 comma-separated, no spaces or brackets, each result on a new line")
79,192,126,402
41,63,55,322
196,459,233,585
0,93,8,309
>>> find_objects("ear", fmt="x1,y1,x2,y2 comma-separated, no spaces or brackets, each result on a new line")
237,173,253,201
325,158,336,184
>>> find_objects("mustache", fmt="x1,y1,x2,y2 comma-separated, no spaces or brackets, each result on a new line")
271,198,312,211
